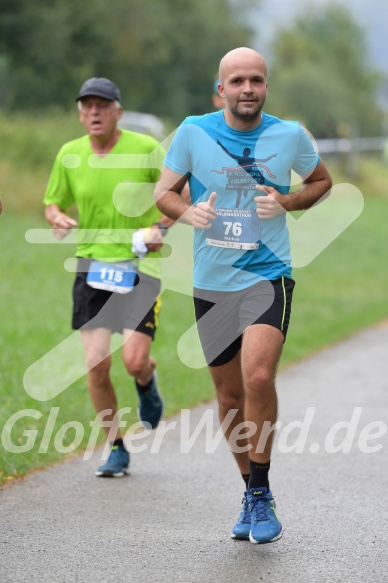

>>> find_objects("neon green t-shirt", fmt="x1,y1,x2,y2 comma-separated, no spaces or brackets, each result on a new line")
44,129,165,279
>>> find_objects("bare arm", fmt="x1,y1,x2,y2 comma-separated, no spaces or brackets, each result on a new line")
44,204,78,240
254,161,332,219
154,167,194,224
154,166,217,230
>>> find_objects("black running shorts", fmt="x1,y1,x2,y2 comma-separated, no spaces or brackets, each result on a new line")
72,258,161,337
193,276,295,367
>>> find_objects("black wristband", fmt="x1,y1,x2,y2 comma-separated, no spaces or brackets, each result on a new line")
155,222,168,237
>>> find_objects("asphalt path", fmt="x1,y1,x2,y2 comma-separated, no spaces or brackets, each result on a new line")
1,323,387,582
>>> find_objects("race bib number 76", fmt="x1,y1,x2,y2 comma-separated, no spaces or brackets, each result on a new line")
206,208,260,250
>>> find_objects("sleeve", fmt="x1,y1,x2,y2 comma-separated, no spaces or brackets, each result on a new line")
148,139,166,184
43,148,75,209
163,122,192,176
292,124,320,177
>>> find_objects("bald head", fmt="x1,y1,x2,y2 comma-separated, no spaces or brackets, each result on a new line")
217,47,268,129
219,47,267,84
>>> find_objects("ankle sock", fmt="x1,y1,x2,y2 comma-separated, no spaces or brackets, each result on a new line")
248,459,270,490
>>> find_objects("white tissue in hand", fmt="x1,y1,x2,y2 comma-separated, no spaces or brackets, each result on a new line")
132,230,148,258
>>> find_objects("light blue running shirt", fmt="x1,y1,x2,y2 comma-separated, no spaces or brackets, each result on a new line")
164,111,320,292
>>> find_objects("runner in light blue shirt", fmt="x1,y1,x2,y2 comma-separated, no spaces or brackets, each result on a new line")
155,47,332,544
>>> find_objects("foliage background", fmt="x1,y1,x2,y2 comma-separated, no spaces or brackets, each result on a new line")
0,1,385,136
0,0,254,122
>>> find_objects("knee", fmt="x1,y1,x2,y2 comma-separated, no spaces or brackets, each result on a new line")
244,367,274,399
123,354,148,378
85,351,111,376
215,382,243,412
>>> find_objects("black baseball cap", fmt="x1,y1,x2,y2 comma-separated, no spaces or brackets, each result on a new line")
76,77,121,102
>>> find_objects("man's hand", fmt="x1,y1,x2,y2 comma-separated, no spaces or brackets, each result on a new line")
193,192,217,229
143,225,164,252
51,212,78,240
254,185,285,219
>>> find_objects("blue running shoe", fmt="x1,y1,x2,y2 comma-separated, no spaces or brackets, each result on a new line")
231,491,251,540
135,373,163,429
95,444,130,477
248,487,283,544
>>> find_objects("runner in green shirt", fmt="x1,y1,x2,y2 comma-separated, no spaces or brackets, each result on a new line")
44,77,172,477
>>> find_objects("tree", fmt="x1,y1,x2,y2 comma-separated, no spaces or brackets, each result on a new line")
0,0,256,122
265,4,383,138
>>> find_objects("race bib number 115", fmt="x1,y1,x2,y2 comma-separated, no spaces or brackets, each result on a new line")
206,208,260,250
86,261,138,294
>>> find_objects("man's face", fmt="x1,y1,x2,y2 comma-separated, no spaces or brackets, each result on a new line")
78,96,123,137
219,62,268,123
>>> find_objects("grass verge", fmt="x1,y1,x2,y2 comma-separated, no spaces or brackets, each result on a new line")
0,152,387,487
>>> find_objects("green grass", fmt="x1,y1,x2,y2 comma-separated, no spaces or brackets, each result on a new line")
0,112,387,486
283,192,388,365
0,110,83,214
0,110,82,172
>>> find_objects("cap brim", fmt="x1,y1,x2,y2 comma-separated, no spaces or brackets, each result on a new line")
76,91,115,102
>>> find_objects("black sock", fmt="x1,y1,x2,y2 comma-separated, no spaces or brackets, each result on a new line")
136,377,153,394
113,437,124,449
241,473,250,490
248,460,270,490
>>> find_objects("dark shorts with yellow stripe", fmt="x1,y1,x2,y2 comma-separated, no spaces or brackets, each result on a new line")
72,258,161,337
193,276,295,367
